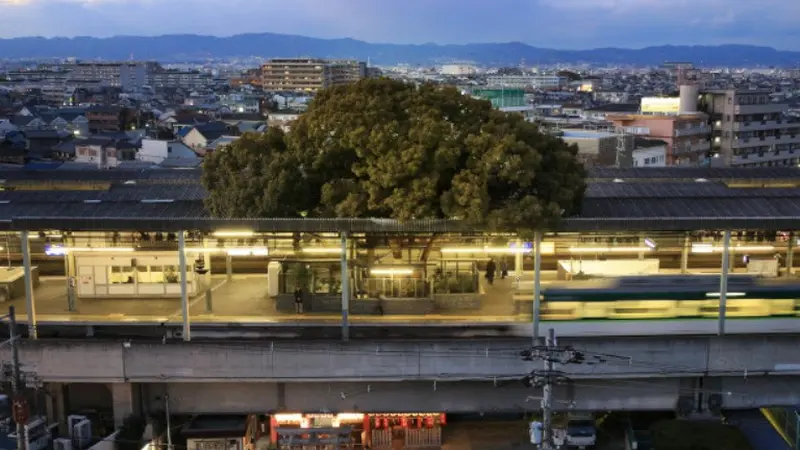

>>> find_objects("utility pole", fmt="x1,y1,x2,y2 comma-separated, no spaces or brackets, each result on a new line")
7,307,28,450
521,328,585,450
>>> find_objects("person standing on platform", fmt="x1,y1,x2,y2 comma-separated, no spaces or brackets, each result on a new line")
486,258,497,285
294,284,304,313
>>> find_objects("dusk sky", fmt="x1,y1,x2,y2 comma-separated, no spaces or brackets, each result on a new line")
1,0,799,50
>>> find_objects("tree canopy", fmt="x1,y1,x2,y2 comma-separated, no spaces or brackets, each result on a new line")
203,78,586,233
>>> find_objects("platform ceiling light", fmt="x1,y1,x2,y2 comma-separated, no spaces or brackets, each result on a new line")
301,247,343,254
568,246,652,254
212,230,255,238
226,247,269,256
45,246,134,256
691,243,776,254
705,292,746,298
273,413,303,423
441,243,555,255
370,267,414,276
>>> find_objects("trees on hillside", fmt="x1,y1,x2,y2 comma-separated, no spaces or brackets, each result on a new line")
203,78,586,233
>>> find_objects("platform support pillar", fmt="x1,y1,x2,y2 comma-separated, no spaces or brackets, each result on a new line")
681,233,690,274
515,239,524,277
178,231,190,341
786,232,795,278
532,231,542,344
718,230,731,336
21,231,37,339
340,232,350,341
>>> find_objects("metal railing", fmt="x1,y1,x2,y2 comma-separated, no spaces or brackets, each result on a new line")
362,277,428,299
761,407,800,449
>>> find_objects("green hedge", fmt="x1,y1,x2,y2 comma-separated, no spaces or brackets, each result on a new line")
651,420,752,450
116,415,146,450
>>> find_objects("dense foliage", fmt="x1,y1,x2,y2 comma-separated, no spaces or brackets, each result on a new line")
651,420,752,450
203,78,586,233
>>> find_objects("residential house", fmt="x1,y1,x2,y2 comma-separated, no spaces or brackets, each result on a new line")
267,112,300,132
24,129,69,159
205,136,240,154
138,139,199,164
74,136,138,169
0,119,19,137
180,122,229,151
0,131,27,164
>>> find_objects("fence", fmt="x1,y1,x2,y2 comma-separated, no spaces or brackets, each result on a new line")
362,278,428,298
761,407,800,449
432,273,479,294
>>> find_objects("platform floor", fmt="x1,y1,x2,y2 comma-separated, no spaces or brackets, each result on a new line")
2,274,529,324
1,268,780,326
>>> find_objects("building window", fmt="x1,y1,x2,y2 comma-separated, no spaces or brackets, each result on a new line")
109,266,134,284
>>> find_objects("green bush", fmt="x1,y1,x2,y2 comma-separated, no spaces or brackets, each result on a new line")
651,420,752,450
116,415,146,450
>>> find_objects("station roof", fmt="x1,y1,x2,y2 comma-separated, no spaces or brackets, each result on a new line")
1,166,799,232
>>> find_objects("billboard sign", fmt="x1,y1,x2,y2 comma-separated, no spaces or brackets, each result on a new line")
641,97,680,114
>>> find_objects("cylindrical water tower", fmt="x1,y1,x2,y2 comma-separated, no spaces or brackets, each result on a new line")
679,84,700,115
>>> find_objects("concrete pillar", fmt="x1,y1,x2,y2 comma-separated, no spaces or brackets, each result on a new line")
532,231,542,344
638,233,646,260
178,231,190,341
786,232,795,278
718,230,731,336
226,254,233,282
21,231,37,339
514,239,524,277
681,233,690,274
45,383,67,435
340,232,350,341
111,382,135,429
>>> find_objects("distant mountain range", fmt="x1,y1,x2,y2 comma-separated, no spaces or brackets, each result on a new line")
1,33,799,67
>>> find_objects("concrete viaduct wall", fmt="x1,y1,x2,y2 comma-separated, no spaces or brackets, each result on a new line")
133,377,800,414
6,336,800,383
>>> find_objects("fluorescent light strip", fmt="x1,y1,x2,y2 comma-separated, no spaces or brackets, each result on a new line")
705,292,746,298
692,243,776,254
212,231,255,238
301,248,343,254
568,246,652,254
371,268,414,275
45,246,134,255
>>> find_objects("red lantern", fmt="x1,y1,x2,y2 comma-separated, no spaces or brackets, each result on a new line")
439,413,447,426
374,417,382,429
400,416,408,428
383,418,390,429
425,416,434,428
417,417,423,428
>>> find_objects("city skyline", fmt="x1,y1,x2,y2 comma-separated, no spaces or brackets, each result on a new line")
1,0,800,50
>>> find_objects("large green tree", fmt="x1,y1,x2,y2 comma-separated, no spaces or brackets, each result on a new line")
203,78,585,233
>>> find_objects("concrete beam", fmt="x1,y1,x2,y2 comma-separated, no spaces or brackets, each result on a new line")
8,336,800,383
159,379,681,414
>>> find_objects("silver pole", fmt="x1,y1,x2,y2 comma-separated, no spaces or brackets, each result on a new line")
165,393,173,450
340,232,349,341
718,230,731,336
178,231,190,341
21,231,37,339
786,232,795,278
532,231,543,343
541,328,555,449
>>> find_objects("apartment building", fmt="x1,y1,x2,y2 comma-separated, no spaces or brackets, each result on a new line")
606,114,711,166
68,62,161,91
260,58,366,92
485,74,566,90
700,89,800,167
150,70,214,90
